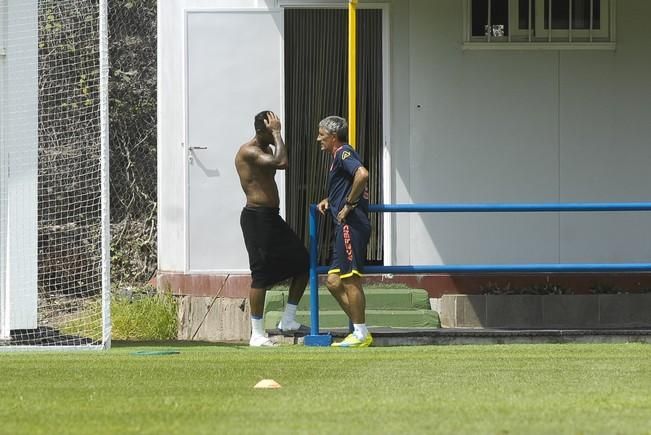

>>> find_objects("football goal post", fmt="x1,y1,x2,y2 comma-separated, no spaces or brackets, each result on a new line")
0,0,110,349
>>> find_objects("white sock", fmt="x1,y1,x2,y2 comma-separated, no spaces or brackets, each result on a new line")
353,323,368,340
282,303,298,324
251,317,265,337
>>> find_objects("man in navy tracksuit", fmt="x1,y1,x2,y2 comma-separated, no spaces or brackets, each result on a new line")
316,116,372,348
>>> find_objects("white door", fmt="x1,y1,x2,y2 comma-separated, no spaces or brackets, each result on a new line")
184,10,284,272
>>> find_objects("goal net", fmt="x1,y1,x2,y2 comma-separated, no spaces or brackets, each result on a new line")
0,0,110,349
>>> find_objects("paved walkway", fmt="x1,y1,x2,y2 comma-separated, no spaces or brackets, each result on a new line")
269,327,651,346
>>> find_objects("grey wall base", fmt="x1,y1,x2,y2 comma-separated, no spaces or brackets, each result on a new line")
175,294,651,344
177,296,250,342
440,294,651,329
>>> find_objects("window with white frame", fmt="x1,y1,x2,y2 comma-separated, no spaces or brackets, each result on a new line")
465,0,615,47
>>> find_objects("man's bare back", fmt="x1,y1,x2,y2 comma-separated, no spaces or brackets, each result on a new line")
234,112,288,208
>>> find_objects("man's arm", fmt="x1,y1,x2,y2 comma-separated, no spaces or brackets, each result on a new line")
336,166,369,223
267,113,288,169
240,113,289,169
346,166,369,205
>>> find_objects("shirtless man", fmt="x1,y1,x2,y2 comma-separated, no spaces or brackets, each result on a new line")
235,111,309,347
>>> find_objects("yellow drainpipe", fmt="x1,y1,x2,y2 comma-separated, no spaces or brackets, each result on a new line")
348,0,357,148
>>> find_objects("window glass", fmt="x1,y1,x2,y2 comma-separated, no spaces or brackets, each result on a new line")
543,0,601,30
518,0,533,30
471,0,510,37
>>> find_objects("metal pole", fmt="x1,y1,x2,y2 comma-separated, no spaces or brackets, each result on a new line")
368,202,651,213
305,205,332,346
99,0,112,350
309,204,319,336
362,263,651,274
348,0,357,148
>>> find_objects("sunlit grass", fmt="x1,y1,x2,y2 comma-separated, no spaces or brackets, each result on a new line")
1,343,650,434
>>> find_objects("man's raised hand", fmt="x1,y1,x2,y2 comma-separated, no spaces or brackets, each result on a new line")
264,112,282,133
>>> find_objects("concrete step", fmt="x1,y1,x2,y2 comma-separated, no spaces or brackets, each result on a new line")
264,309,440,330
264,288,431,313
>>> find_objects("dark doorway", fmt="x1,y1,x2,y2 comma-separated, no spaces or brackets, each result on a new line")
284,8,383,266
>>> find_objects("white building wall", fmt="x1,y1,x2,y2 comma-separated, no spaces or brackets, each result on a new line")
559,1,651,262
157,0,186,273
389,0,412,266
158,1,277,273
0,0,38,330
159,0,650,272
392,0,651,266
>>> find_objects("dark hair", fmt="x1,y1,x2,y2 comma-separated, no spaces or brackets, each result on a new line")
254,111,272,134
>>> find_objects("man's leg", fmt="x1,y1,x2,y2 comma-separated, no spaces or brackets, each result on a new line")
332,275,371,347
249,287,274,346
327,223,371,347
287,272,308,305
341,275,366,324
279,272,309,331
326,273,352,318
250,287,266,319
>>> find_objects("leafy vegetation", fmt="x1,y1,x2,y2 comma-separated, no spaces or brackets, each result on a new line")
481,280,572,295
111,287,177,340
108,0,158,285
59,286,178,341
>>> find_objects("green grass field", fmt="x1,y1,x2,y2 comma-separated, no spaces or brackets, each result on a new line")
2,343,651,434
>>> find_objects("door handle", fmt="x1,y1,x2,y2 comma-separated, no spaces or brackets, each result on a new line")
187,146,207,163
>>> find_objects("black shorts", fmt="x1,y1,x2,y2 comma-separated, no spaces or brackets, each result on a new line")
240,206,309,289
328,218,371,278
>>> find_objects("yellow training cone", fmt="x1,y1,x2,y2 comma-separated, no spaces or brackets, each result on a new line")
254,379,282,389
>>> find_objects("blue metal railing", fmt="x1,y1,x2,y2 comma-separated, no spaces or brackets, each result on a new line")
305,202,651,346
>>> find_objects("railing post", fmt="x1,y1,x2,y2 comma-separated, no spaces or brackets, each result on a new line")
304,204,332,346
309,204,319,335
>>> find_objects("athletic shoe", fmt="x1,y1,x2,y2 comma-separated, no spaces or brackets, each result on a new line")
331,333,373,348
249,335,277,347
277,319,309,333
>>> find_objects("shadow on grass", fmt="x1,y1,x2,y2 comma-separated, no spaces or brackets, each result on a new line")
112,340,246,349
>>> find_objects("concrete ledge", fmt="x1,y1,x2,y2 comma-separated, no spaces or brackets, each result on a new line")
441,294,651,328
269,327,651,346
543,295,600,328
177,296,250,342
369,328,651,346
175,294,651,343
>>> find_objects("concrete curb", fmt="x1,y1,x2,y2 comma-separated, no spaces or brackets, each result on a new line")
439,294,651,328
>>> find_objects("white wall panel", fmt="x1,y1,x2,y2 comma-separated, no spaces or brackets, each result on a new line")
0,0,37,330
158,1,283,273
159,0,651,272
559,1,651,262
406,0,559,265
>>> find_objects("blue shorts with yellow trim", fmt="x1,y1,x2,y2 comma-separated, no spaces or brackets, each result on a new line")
328,220,370,278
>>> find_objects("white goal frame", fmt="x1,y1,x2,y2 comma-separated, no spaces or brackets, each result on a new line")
0,0,111,351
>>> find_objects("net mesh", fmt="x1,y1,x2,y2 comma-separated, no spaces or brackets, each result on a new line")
107,0,157,287
1,0,108,348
